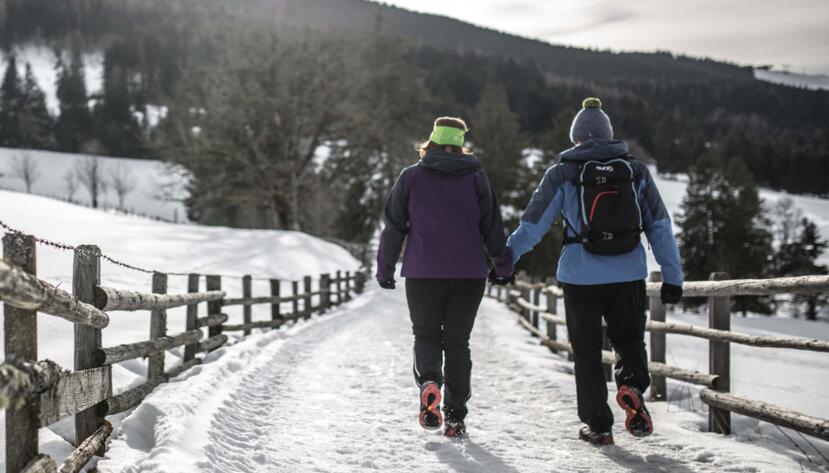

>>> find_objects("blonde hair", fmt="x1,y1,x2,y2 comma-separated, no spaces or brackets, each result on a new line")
418,116,472,158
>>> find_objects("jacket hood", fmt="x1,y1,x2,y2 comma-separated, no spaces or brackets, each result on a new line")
420,150,482,175
559,139,629,162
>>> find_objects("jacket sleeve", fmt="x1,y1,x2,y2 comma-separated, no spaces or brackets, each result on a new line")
507,165,565,265
477,171,514,277
638,165,684,286
376,169,410,282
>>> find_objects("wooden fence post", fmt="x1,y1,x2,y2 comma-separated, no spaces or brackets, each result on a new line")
73,244,106,456
531,283,541,329
303,276,312,320
184,274,200,362
335,271,343,305
649,271,667,401
242,275,252,335
3,234,38,473
320,274,331,313
270,279,281,323
354,271,366,294
206,275,222,339
545,279,558,354
344,271,352,302
521,286,530,322
148,272,168,380
292,280,299,317
709,271,731,434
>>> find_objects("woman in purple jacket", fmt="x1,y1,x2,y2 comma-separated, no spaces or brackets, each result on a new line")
376,116,514,438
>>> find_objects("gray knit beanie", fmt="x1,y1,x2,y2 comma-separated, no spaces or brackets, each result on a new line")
569,97,613,144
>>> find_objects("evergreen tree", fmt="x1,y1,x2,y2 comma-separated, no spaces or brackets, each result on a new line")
677,154,774,314
55,50,92,152
776,218,828,319
92,58,146,157
18,63,55,148
331,32,428,243
0,54,23,146
471,83,526,206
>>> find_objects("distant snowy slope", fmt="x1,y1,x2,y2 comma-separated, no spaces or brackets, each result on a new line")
754,68,829,90
0,147,187,222
650,169,829,266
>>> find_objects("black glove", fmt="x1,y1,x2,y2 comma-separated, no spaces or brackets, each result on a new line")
378,278,396,290
488,269,515,286
661,283,683,304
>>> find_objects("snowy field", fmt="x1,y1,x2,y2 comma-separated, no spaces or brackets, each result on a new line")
754,68,829,91
0,147,188,223
0,190,361,471
651,172,829,266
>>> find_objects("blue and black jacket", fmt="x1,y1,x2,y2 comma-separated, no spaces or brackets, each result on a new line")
507,139,684,286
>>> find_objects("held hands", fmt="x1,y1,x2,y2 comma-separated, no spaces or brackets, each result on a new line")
488,269,515,286
378,278,396,290
661,283,683,304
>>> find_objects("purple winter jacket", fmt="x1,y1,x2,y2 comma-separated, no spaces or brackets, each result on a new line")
376,150,514,281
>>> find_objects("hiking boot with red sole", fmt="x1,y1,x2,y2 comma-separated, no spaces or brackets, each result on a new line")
444,419,466,439
579,426,614,446
616,385,653,437
419,381,443,430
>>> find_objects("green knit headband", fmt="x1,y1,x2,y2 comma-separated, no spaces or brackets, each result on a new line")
429,125,466,147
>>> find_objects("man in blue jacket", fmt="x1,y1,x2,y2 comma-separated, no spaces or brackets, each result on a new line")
507,98,684,446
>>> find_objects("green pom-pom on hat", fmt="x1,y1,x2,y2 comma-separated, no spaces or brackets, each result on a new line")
582,97,602,109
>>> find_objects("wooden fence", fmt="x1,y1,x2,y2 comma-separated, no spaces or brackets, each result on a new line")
0,232,368,473
487,271,829,441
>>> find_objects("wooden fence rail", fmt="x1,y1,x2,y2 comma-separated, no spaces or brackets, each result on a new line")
0,259,109,328
495,271,829,441
0,230,368,473
94,287,225,312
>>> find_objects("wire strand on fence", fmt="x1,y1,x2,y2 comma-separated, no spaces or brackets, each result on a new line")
0,218,310,282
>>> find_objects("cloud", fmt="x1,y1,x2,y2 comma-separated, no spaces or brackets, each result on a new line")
532,5,637,39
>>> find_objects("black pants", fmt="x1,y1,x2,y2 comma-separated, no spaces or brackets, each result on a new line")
563,280,650,432
406,278,486,421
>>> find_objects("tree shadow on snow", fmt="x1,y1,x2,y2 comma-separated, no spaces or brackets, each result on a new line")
426,440,524,473
601,446,697,473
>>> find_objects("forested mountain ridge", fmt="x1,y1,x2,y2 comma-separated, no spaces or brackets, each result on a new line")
0,0,827,206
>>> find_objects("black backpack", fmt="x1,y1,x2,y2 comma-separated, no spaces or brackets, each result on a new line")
561,156,643,255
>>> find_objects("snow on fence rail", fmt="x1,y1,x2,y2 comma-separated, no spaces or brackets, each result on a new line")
0,232,368,473
489,271,829,442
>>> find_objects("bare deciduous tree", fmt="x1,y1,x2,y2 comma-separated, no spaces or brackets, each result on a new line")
109,164,136,209
772,198,803,246
11,152,40,193
75,156,108,208
64,170,79,202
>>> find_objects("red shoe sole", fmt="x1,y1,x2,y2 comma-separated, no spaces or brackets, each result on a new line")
616,385,653,437
419,383,443,430
578,430,614,446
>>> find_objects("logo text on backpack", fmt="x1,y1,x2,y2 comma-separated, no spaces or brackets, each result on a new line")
595,165,614,172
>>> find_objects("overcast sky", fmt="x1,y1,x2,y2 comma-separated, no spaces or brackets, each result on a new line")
378,0,829,75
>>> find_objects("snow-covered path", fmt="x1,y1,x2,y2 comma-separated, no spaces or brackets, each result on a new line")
99,287,822,473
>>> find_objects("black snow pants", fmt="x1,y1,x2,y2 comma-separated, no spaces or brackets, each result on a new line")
406,278,486,422
563,279,650,433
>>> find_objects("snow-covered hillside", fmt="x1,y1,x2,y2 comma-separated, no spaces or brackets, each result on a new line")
0,45,103,114
0,147,188,222
0,189,360,471
651,171,829,266
754,68,829,91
